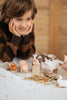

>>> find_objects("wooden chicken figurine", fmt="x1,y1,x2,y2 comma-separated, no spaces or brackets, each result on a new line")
10,62,17,71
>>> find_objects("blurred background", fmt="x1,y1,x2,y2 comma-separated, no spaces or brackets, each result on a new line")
0,0,67,60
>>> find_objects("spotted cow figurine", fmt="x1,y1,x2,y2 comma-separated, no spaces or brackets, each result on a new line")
32,54,42,74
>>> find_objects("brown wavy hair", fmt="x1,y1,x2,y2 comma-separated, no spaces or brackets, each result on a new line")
0,0,37,23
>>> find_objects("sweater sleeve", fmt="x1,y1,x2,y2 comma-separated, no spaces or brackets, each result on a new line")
0,28,22,62
17,32,36,59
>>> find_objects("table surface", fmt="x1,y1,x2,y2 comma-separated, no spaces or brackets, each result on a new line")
0,57,67,100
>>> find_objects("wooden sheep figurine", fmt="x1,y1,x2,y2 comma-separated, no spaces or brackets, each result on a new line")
32,54,42,74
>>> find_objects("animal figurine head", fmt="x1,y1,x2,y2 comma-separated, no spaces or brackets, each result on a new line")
32,54,42,73
32,54,42,65
19,60,29,73
40,53,56,62
45,58,51,65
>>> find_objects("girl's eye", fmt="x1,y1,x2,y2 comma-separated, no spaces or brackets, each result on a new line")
16,19,22,21
27,18,31,21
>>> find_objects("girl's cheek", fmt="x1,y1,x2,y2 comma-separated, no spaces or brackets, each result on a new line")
13,19,19,26
14,22,19,28
28,21,33,26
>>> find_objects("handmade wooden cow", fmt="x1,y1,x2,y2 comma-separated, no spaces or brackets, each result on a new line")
44,58,60,73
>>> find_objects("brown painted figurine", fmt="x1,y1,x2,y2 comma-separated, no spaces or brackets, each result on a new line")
10,62,17,71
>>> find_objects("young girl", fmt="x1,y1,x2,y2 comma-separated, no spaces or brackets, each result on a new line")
0,0,37,62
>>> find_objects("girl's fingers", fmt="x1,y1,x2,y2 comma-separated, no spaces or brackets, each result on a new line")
9,19,33,37
15,26,21,37
26,24,33,35
22,24,33,36
9,19,14,33
9,19,21,37
13,23,21,37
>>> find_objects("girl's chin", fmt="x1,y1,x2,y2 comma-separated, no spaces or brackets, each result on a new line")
19,28,29,32
19,30,28,36
19,29,27,33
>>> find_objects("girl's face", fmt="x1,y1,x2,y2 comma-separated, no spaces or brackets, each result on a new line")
12,10,33,35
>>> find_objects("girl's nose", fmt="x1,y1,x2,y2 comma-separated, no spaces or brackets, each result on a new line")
21,21,27,28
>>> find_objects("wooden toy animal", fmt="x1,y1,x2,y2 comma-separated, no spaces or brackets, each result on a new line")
32,54,42,74
19,60,29,73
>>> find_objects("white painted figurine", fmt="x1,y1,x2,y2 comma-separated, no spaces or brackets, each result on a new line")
57,75,67,88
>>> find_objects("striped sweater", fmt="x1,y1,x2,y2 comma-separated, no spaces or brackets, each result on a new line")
0,21,36,62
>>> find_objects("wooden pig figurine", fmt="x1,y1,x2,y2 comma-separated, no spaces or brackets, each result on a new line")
19,60,29,73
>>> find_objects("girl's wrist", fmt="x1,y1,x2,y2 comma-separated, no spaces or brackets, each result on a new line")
11,35,22,46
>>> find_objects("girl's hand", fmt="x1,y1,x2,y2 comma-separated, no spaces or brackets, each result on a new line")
9,19,21,37
9,18,33,37
61,62,67,70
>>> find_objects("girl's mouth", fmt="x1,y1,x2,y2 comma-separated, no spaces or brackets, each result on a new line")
18,27,27,32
